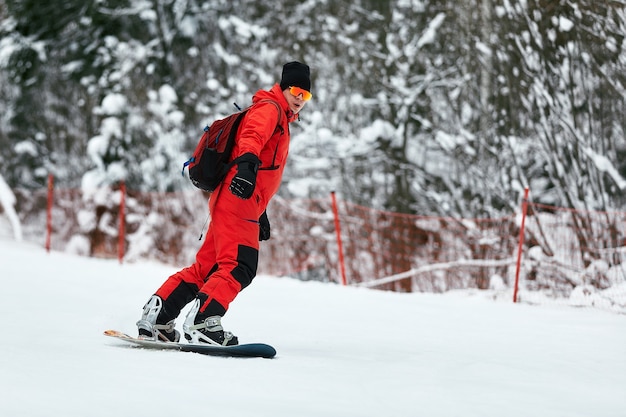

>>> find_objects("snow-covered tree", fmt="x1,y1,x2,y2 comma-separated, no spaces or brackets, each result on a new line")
0,0,624,218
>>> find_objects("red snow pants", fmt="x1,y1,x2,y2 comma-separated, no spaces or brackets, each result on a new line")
153,178,264,320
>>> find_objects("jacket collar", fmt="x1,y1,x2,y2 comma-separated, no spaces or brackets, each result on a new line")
253,84,299,123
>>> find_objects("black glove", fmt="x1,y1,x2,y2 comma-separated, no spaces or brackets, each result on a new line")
229,153,260,199
259,210,270,241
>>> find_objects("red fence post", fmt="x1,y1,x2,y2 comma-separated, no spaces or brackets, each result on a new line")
513,187,529,303
118,181,126,264
331,191,348,286
45,174,54,253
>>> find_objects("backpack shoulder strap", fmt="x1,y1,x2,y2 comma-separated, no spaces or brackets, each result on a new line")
229,99,285,168
253,99,284,135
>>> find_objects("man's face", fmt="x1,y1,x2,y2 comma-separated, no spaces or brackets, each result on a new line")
283,87,310,114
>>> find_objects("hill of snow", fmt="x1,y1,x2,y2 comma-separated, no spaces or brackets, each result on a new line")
1,237,625,417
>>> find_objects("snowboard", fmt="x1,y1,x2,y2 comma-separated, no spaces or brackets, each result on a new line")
103,329,276,359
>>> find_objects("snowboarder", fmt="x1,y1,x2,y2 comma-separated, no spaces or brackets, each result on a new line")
137,61,312,346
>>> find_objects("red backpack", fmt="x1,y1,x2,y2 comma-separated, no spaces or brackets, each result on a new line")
182,100,280,192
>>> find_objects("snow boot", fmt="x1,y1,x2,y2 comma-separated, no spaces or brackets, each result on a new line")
136,295,181,343
183,299,238,346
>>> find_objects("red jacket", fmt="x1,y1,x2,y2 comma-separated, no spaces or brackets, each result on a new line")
230,83,297,209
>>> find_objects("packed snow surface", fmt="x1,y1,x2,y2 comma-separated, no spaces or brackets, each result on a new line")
1,238,625,417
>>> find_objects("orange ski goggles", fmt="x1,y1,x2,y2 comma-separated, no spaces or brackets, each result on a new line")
289,86,312,101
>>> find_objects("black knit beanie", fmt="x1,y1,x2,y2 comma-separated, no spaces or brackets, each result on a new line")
279,61,311,92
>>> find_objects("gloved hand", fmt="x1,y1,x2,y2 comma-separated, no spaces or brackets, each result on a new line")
229,153,261,199
259,210,270,241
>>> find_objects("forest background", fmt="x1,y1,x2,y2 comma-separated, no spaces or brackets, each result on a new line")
0,0,624,220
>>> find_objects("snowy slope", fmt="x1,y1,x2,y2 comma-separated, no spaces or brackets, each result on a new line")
1,237,625,417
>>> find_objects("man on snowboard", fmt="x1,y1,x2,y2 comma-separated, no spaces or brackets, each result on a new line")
137,61,312,345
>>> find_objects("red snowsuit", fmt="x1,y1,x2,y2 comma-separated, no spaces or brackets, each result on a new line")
154,84,297,319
